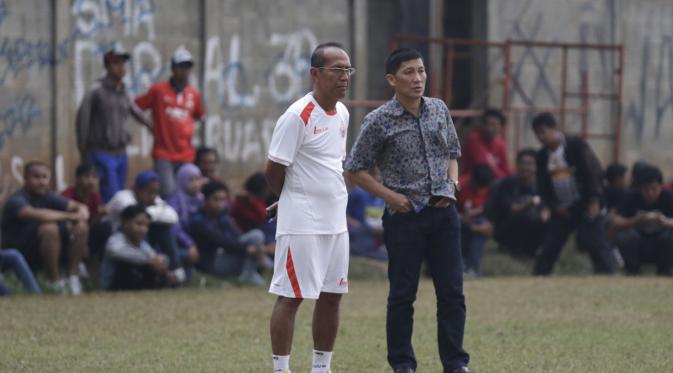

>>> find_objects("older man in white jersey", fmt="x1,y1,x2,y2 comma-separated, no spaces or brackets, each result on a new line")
266,42,353,373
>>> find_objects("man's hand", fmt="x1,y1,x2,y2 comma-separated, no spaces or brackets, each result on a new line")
385,191,412,213
586,200,601,220
431,197,452,208
187,245,199,264
148,255,169,273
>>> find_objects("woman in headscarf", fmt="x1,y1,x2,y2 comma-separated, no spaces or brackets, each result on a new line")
166,163,205,267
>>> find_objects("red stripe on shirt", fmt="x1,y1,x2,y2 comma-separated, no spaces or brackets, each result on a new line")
300,102,315,126
286,247,303,298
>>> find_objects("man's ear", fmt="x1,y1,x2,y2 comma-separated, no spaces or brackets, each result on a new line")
310,67,319,82
385,73,396,88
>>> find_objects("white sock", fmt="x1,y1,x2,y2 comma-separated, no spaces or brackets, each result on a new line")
311,350,332,373
273,354,290,373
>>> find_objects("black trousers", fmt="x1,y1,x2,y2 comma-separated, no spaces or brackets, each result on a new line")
614,229,673,275
107,260,161,291
494,208,546,258
383,205,469,372
533,207,616,275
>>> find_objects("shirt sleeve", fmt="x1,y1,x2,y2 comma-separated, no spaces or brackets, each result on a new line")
616,194,636,217
46,193,70,211
75,90,95,153
192,90,205,120
105,233,152,265
268,112,305,166
134,85,154,111
445,106,461,160
344,112,384,172
4,193,29,220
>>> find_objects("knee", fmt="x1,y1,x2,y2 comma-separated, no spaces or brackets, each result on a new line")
72,221,89,237
317,292,342,307
276,296,303,311
614,229,639,248
248,229,266,245
38,223,60,238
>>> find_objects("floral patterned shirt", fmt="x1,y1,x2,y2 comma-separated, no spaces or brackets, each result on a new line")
345,96,461,213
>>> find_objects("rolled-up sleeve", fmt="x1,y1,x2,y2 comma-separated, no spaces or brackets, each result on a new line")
445,107,461,160
344,113,384,172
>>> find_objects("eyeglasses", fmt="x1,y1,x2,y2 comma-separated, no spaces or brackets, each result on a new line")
314,66,356,76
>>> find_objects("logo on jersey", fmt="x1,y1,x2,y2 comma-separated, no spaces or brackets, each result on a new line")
338,278,348,288
314,126,328,135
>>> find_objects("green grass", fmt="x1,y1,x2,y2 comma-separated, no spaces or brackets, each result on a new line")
1,276,673,372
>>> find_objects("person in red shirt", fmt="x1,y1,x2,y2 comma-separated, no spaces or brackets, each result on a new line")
456,164,495,277
61,163,105,224
135,47,205,197
231,172,269,233
461,108,511,180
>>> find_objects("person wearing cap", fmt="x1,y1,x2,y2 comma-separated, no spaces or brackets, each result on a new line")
76,43,152,202
104,170,186,285
135,47,206,197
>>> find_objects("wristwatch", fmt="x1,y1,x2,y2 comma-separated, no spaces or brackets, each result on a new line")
452,179,461,192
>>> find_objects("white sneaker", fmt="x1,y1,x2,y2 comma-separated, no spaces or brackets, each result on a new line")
173,267,187,284
67,275,82,295
238,268,266,287
78,262,89,278
46,279,68,295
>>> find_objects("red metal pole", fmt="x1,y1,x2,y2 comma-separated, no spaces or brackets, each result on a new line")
503,43,511,110
560,46,568,131
581,71,589,138
614,46,625,162
444,44,455,106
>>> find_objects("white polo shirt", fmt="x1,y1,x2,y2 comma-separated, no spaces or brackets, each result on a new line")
268,92,349,236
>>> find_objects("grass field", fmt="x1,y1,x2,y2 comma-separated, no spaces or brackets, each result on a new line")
2,275,673,373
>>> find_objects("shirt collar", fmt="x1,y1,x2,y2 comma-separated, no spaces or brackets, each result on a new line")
386,95,426,117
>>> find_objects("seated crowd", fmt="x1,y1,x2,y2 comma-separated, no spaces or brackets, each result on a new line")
2,110,672,296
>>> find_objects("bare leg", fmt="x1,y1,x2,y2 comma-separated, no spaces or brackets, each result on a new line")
270,296,303,355
38,223,62,282
68,220,89,276
313,292,342,351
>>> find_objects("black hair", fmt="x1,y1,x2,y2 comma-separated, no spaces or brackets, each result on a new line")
482,108,507,126
604,163,627,184
75,163,98,178
472,164,494,188
202,181,229,199
531,112,557,131
385,48,424,75
24,161,48,176
632,164,663,188
194,146,219,164
310,42,346,68
120,204,150,222
244,172,268,198
516,148,538,163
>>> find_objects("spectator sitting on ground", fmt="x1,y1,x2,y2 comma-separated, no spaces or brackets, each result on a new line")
1,161,89,294
457,164,495,276
461,108,512,180
611,164,673,276
347,182,387,261
106,170,185,285
484,148,550,258
0,249,41,295
188,182,271,286
61,163,111,263
166,164,203,267
101,205,171,290
231,172,277,244
195,147,225,184
604,162,628,213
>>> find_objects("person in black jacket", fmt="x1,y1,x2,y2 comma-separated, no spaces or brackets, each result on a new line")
485,148,550,258
530,113,617,275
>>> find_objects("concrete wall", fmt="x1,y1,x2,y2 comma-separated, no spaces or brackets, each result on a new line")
0,0,350,193
487,0,673,172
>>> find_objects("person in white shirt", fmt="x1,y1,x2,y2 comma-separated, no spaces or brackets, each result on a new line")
266,42,353,373
105,170,185,284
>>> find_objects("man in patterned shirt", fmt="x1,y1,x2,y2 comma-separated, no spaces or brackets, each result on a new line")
345,48,470,373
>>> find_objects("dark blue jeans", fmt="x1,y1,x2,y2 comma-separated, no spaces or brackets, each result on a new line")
0,248,41,294
88,152,128,202
383,205,470,372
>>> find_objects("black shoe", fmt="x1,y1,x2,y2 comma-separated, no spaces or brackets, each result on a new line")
449,366,472,373
393,367,415,373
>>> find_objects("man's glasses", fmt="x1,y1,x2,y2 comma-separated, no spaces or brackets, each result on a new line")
314,66,356,76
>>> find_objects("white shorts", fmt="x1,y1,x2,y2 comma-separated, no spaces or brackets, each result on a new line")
269,233,349,299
